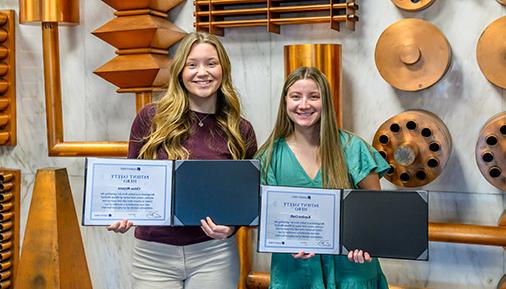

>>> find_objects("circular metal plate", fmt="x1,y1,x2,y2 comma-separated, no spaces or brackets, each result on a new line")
391,0,435,11
373,109,452,187
475,112,506,191
477,16,506,89
375,18,451,91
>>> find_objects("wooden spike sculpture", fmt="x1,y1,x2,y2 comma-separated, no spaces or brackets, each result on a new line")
16,168,92,289
93,0,186,110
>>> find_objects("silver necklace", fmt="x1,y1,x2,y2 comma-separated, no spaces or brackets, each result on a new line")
194,112,210,127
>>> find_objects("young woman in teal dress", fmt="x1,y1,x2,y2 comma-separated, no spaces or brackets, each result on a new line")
257,66,390,289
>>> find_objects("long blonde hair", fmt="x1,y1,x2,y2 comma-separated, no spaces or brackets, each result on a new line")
257,66,351,189
138,32,247,160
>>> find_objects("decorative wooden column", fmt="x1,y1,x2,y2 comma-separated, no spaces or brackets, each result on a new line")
0,10,15,146
0,169,20,288
16,168,92,289
93,0,186,111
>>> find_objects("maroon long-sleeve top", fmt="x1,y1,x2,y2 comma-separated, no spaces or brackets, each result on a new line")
128,103,258,246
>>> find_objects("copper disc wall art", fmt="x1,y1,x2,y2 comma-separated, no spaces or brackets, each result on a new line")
375,18,451,91
477,16,506,89
373,110,452,187
475,112,506,191
391,0,435,11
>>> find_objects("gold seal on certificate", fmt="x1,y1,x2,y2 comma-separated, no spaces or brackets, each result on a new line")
258,185,341,255
83,158,173,226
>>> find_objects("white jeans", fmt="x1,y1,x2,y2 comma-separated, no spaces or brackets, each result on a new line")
132,236,239,289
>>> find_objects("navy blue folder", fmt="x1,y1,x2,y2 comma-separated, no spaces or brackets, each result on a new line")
340,190,428,260
172,160,260,226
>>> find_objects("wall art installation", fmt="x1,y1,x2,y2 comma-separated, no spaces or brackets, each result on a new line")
475,112,506,192
0,169,20,289
372,109,452,187
497,0,506,5
93,0,186,96
391,0,435,11
0,10,15,146
194,0,358,36
16,169,91,289
375,18,451,91
19,0,185,157
284,44,343,126
476,16,506,89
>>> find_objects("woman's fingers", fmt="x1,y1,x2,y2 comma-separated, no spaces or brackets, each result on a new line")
107,219,133,233
347,249,371,263
200,217,234,240
292,251,315,259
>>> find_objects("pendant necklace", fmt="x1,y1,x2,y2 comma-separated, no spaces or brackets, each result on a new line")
194,112,210,127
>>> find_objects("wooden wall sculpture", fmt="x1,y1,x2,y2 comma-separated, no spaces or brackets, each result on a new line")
475,112,506,191
16,168,92,289
19,0,185,156
375,18,451,91
391,0,435,11
0,10,15,146
372,110,452,187
194,0,359,35
93,0,186,99
284,44,342,126
0,169,19,289
476,16,506,89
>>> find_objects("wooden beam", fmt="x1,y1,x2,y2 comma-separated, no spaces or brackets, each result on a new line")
16,168,92,289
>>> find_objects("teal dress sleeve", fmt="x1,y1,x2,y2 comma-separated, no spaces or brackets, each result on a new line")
340,130,390,187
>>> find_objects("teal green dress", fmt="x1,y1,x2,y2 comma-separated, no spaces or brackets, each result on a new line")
260,130,390,289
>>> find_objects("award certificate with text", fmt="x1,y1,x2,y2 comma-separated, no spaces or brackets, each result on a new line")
258,185,341,254
83,158,173,226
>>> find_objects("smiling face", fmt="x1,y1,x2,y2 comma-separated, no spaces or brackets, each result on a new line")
182,43,223,112
285,78,322,132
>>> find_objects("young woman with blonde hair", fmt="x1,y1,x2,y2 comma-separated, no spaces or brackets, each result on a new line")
257,66,389,289
108,31,257,289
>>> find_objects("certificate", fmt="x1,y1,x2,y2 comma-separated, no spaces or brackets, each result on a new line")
258,185,341,255
82,158,173,226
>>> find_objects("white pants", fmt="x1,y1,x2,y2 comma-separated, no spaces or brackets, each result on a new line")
132,237,239,289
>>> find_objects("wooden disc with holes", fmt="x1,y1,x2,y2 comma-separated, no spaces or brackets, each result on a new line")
477,16,506,89
375,18,451,91
373,110,452,187
475,112,506,191
391,0,435,11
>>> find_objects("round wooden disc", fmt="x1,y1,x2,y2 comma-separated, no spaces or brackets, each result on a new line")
375,18,451,91
391,0,435,11
373,109,452,187
475,112,506,191
477,16,506,89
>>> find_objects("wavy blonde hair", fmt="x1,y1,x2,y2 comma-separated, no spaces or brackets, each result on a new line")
257,66,351,189
138,32,247,160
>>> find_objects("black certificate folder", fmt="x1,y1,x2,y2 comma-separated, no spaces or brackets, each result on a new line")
173,160,260,226
341,190,428,260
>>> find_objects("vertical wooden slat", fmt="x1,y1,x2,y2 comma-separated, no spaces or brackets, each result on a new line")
0,169,20,288
0,10,16,146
